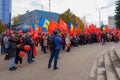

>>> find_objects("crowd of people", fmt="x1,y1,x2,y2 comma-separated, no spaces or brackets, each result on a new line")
0,30,119,71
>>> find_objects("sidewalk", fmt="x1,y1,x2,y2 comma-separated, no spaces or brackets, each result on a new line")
0,43,116,80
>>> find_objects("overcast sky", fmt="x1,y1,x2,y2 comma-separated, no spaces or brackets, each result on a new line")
12,0,117,27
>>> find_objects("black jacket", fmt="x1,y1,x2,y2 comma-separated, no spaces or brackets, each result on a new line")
24,36,34,47
8,37,17,58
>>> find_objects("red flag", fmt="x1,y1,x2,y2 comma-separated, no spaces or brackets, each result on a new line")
33,44,37,56
105,25,110,33
30,25,34,34
37,26,42,33
96,28,101,33
77,27,81,34
89,24,96,33
59,18,69,34
112,28,119,34
32,30,38,40
6,28,14,34
84,25,90,33
48,20,58,34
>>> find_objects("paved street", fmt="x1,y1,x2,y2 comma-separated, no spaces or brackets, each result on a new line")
0,43,118,80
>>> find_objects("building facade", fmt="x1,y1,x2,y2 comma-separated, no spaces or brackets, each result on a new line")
14,10,59,32
0,0,2,20
19,10,59,26
108,16,115,29
0,0,11,25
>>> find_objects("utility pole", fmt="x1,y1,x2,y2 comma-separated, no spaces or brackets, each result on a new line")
41,4,43,11
49,0,51,12
95,1,115,27
96,7,103,27
99,9,102,27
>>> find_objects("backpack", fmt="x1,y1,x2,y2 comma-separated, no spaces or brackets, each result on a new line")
49,36,56,51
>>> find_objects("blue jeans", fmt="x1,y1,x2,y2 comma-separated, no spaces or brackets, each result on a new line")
27,48,33,63
115,38,118,43
9,57,15,68
1,43,5,54
48,49,60,68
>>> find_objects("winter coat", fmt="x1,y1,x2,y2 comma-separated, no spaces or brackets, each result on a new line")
8,37,17,58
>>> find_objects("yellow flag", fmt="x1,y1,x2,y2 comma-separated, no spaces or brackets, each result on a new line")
43,20,50,30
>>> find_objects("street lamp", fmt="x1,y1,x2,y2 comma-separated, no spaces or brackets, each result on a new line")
41,4,43,11
96,7,104,27
49,0,51,12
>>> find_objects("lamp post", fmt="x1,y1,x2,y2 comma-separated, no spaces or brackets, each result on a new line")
96,7,104,27
49,0,51,12
41,4,43,11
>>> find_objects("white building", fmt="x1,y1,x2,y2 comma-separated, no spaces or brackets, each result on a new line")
108,16,115,29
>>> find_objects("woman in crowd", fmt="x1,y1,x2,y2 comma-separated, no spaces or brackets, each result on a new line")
65,34,71,52
43,33,48,53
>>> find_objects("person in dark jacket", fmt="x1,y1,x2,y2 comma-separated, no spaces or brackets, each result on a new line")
40,35,44,51
61,34,65,50
15,35,23,65
0,34,5,54
101,32,106,45
114,32,119,43
24,33,34,63
72,34,77,47
8,35,20,71
48,31,62,70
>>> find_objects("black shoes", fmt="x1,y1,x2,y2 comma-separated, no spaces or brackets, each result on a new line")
28,60,35,64
48,66,59,70
53,67,59,70
9,66,17,71
48,66,51,69
44,52,46,53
